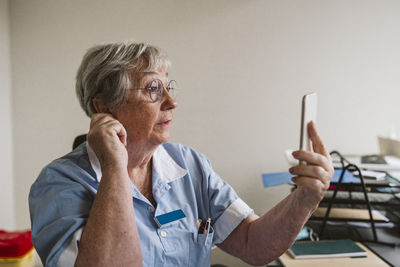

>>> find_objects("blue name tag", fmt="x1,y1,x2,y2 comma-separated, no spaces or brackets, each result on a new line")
154,209,186,227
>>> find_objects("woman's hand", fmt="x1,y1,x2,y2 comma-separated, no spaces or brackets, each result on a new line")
87,113,128,170
289,121,334,205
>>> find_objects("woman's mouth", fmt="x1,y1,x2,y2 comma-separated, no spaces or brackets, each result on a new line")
158,120,171,126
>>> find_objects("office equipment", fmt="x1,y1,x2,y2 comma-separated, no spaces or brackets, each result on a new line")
361,154,387,164
317,151,400,246
288,239,367,259
378,136,400,158
264,149,400,266
388,171,400,182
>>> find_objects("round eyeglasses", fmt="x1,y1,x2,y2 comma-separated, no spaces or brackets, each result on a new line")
133,79,177,102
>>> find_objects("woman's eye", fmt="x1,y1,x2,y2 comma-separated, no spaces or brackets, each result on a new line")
149,86,159,93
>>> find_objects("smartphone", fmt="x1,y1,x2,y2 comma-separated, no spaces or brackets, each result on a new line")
299,93,317,153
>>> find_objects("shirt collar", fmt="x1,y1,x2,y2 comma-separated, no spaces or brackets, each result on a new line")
86,143,102,182
152,144,188,183
87,143,187,183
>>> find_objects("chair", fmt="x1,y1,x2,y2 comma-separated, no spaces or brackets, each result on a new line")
72,134,87,150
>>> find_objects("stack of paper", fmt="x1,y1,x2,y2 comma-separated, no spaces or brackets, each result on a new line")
312,207,389,222
352,170,386,180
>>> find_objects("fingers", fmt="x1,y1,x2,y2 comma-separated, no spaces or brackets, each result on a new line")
90,113,115,128
117,122,127,146
289,122,335,202
294,122,334,176
289,164,329,180
291,175,325,189
89,113,127,146
289,164,332,190
307,121,328,156
292,150,330,172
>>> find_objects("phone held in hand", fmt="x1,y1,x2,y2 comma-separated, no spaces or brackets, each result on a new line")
299,93,317,155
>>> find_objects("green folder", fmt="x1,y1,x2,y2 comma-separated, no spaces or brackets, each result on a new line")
288,239,367,259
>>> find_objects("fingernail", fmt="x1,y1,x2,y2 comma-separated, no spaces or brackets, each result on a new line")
289,167,294,173
292,151,299,157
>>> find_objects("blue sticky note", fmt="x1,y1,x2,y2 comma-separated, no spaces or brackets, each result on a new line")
331,169,360,183
154,209,186,227
262,172,294,187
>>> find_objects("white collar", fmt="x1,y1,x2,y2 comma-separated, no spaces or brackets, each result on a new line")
86,143,187,183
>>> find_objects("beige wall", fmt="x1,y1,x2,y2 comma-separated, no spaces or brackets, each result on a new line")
0,0,15,230
6,0,400,265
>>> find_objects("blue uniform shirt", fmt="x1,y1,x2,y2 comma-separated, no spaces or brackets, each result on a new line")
29,142,253,266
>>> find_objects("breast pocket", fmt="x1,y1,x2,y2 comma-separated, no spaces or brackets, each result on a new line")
189,226,214,267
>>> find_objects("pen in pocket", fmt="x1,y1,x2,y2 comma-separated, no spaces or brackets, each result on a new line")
204,218,211,246
196,219,202,232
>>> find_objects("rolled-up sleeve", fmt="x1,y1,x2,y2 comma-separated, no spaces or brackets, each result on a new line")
212,198,253,244
196,154,254,246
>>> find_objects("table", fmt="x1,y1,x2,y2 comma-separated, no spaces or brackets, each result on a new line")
278,242,389,267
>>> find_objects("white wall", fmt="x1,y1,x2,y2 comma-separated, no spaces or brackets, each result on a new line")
0,0,15,231
8,0,400,265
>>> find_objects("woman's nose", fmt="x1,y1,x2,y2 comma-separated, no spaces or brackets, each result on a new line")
161,89,178,110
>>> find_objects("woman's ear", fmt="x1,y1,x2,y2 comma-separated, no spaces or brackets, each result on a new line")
92,96,109,113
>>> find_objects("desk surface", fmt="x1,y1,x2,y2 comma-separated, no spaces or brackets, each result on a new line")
267,227,400,267
304,223,400,266
362,228,400,266
279,242,389,267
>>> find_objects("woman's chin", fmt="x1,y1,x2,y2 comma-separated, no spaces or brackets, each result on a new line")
151,134,170,146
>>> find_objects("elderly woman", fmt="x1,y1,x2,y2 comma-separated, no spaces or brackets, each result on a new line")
29,42,334,267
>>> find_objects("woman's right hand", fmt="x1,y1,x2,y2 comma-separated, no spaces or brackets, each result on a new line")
87,113,128,170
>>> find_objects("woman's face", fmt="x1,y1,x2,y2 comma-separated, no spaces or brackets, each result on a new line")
110,67,177,150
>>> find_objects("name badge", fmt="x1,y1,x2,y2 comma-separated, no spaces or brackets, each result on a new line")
154,209,186,227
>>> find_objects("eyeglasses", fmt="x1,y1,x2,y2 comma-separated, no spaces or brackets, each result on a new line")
132,79,177,102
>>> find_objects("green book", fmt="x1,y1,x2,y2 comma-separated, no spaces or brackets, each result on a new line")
288,239,367,259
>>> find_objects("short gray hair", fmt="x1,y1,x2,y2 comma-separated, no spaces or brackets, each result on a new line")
76,41,171,117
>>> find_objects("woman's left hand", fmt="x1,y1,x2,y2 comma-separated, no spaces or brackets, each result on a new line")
289,121,334,205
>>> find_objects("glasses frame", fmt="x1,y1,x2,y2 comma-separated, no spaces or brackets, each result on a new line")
132,79,177,102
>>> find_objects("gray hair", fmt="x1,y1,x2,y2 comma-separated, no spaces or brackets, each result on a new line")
76,41,171,117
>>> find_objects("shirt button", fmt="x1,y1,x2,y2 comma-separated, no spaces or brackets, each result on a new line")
160,230,167,238
147,206,155,213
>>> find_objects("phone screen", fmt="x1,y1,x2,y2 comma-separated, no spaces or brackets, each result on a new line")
299,93,317,152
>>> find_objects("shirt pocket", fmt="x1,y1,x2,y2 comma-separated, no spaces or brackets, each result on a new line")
189,226,214,267
161,230,191,267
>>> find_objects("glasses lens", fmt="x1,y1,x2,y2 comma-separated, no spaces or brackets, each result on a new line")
167,80,177,99
149,79,162,102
